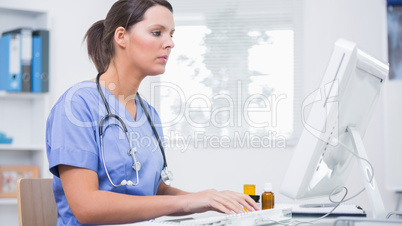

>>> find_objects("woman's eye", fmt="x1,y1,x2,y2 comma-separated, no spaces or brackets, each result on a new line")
152,31,161,36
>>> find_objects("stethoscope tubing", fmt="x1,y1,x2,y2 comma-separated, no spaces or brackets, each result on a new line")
96,72,170,186
136,93,168,168
100,126,140,187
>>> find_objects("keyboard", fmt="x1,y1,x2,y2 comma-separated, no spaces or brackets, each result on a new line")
152,207,292,225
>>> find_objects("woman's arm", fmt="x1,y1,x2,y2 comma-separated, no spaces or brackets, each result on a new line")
157,181,189,196
59,165,260,225
59,165,184,224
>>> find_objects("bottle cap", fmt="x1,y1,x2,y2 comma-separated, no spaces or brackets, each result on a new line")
249,195,260,203
244,184,256,195
264,183,273,192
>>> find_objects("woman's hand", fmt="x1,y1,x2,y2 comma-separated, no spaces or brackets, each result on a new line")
181,189,260,215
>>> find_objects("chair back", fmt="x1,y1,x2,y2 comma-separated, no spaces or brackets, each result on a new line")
17,178,57,226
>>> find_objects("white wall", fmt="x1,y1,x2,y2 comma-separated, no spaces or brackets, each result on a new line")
1,0,399,221
385,80,402,191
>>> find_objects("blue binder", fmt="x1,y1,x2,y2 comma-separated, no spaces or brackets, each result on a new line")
32,36,42,92
0,35,10,91
32,30,49,93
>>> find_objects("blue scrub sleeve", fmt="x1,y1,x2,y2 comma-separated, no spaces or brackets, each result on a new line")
46,96,99,178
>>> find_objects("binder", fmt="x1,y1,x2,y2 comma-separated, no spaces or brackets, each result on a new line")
3,34,21,92
0,35,9,91
2,28,33,92
32,30,49,93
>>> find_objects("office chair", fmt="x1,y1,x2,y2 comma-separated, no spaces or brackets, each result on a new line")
17,178,57,226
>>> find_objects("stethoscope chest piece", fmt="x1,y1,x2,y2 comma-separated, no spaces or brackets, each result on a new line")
161,167,173,186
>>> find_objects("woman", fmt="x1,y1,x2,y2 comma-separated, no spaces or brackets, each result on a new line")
46,0,259,225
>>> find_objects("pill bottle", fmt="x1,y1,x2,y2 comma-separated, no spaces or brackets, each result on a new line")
243,184,256,211
261,183,274,210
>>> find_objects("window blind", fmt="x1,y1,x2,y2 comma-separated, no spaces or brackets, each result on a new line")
150,0,302,151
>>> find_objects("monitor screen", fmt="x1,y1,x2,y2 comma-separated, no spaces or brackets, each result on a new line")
280,39,388,210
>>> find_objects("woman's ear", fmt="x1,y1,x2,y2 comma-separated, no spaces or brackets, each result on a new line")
114,26,127,48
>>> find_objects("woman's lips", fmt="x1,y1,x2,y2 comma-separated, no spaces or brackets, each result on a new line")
158,55,168,63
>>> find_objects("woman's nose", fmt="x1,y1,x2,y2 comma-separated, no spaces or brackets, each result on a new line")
163,36,175,49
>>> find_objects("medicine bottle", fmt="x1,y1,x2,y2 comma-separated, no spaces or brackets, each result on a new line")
243,184,255,196
243,184,256,211
261,183,274,210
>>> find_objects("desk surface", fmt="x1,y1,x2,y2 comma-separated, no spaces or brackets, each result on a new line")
115,211,337,226
100,207,402,226
126,218,402,226
104,203,374,226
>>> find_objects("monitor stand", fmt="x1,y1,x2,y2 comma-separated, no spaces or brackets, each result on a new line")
347,126,387,218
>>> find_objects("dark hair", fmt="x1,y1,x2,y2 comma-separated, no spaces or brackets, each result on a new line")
84,0,173,73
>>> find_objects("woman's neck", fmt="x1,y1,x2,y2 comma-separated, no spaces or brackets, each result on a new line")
95,64,145,111
102,64,144,98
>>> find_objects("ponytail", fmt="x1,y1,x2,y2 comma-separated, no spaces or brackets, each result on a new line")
84,20,110,73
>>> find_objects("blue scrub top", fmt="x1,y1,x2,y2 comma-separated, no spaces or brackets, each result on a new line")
46,81,165,225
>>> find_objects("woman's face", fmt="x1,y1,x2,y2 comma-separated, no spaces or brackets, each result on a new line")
125,5,175,76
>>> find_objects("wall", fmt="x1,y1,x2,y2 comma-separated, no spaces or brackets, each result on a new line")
0,0,399,223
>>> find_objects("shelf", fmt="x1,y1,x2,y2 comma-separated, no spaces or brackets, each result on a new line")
0,198,17,205
0,144,43,152
0,7,46,16
0,91,47,100
0,4,50,225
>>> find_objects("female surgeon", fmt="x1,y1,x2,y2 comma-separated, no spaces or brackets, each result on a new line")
46,0,259,225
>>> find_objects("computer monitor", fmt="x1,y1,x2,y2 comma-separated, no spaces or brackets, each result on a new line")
280,39,388,218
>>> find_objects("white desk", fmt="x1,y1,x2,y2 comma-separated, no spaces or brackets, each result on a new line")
127,217,402,226
109,206,402,225
117,211,336,226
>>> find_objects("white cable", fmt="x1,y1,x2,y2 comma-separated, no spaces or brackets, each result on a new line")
292,187,348,225
332,137,375,184
291,136,375,225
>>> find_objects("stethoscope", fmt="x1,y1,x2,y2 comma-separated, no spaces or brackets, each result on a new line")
96,72,173,187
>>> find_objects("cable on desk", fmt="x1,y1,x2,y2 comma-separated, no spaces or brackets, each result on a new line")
386,211,402,220
292,186,348,226
292,138,375,226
